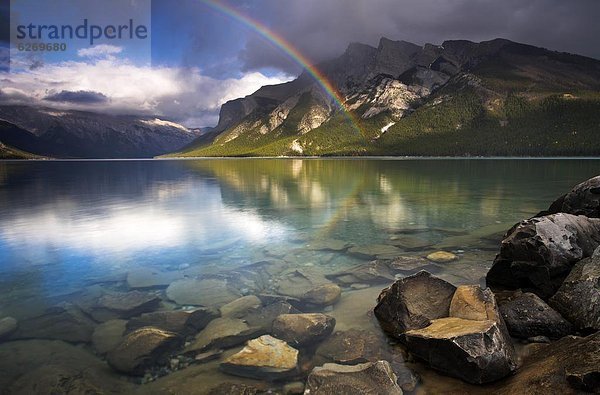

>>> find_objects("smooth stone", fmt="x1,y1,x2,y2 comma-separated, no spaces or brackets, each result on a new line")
391,235,434,251
283,381,305,394
272,313,335,347
500,292,573,339
550,253,600,331
0,317,18,339
315,329,388,365
304,361,402,395
107,327,182,376
307,239,351,252
126,308,218,336
10,305,95,343
302,284,342,307
91,291,160,322
387,256,436,273
220,335,299,380
426,251,459,263
166,278,240,306
186,317,262,353
126,268,183,289
244,301,302,332
220,295,262,318
374,271,456,337
326,260,395,286
404,317,517,384
486,213,600,298
92,319,127,355
348,244,403,260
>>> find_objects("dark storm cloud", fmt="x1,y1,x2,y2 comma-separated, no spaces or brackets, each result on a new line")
44,90,109,104
238,0,600,73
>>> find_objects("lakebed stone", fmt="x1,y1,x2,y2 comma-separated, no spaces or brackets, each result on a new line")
166,278,241,307
107,327,182,375
326,260,395,286
10,305,95,343
220,335,299,380
186,317,262,353
92,319,127,355
391,235,434,251
302,284,342,307
315,329,388,365
426,251,459,263
348,244,403,260
126,308,218,336
304,361,402,395
374,271,456,337
90,291,160,322
220,295,262,318
272,313,335,347
500,292,573,339
0,317,17,340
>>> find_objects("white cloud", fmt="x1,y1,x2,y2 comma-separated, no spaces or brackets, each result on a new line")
1,55,293,126
77,44,123,58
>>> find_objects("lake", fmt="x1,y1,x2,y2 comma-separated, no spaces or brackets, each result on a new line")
0,158,599,393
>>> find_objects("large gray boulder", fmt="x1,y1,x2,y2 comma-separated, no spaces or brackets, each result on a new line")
304,361,403,395
500,292,573,339
374,271,456,338
540,176,600,218
550,251,600,331
486,213,600,298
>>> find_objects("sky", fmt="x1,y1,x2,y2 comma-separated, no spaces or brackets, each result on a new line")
1,0,599,127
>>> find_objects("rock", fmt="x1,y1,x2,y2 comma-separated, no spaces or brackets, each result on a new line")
500,292,573,339
90,291,160,321
283,381,305,394
10,305,95,343
0,317,17,339
194,349,223,363
404,317,517,384
126,268,183,289
107,327,182,375
245,301,302,332
550,252,600,331
207,382,260,395
387,256,436,273
541,176,600,218
276,269,330,298
527,335,551,343
391,235,434,251
426,251,459,263
488,332,600,394
92,319,127,355
258,294,304,309
126,308,218,336
302,284,342,307
374,271,456,337
166,278,241,307
186,317,262,353
307,239,351,252
486,213,600,298
450,285,502,322
220,335,299,380
348,244,403,260
326,260,395,286
304,361,402,395
316,329,388,365
220,295,262,318
272,313,335,347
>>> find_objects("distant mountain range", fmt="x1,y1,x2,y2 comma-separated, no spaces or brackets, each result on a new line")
172,37,600,157
0,106,201,159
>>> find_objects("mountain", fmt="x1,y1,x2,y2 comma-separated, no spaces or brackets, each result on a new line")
0,106,202,158
172,38,600,157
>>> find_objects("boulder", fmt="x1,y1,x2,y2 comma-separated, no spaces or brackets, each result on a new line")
541,176,600,218
304,361,402,395
302,284,342,307
426,251,458,263
272,313,335,347
107,327,182,375
126,308,218,336
0,317,17,340
404,317,517,384
245,301,302,332
90,291,160,322
220,335,299,380
220,295,262,318
500,292,573,339
315,329,388,365
166,278,241,307
486,213,600,298
186,317,262,353
374,271,456,337
450,285,502,322
10,305,95,343
326,260,395,286
92,319,127,355
550,253,600,331
348,244,403,260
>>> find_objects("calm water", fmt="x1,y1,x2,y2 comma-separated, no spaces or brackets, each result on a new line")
0,158,599,393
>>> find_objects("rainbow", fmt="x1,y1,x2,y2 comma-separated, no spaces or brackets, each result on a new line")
200,0,361,133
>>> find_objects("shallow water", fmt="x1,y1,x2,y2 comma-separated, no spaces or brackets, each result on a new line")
0,158,598,393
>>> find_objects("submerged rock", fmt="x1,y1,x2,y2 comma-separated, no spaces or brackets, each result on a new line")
272,313,335,347
500,292,573,339
315,329,388,365
107,327,182,375
426,251,459,263
304,361,402,395
10,305,95,343
90,291,160,322
126,308,218,336
348,244,403,260
374,271,456,337
166,278,241,307
186,317,262,353
391,235,434,251
220,335,299,380
220,295,262,318
404,317,517,384
302,284,342,307
92,319,127,355
387,256,436,274
326,260,395,286
486,213,600,298
307,239,351,252
0,317,17,340
207,382,260,395
245,301,302,332
550,252,600,331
